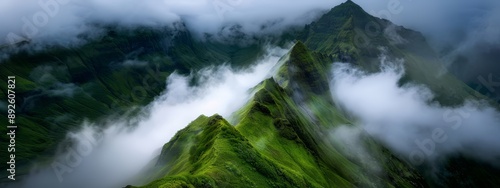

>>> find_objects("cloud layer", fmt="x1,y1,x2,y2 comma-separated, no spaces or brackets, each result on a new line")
0,0,341,47
2,0,499,82
329,60,500,167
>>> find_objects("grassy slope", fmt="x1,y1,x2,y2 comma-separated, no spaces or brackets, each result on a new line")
0,26,268,179
134,43,427,188
301,0,489,107
137,2,500,186
300,1,500,186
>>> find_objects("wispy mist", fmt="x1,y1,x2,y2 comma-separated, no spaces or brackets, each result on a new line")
356,0,500,86
10,46,288,188
329,58,500,167
3,0,499,83
0,0,341,47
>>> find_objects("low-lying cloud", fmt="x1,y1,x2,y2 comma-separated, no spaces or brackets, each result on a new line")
329,59,500,167
9,46,288,188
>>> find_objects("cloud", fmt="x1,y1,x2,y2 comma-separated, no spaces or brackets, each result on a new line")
354,0,500,84
329,57,500,167
0,0,342,48
121,59,148,67
2,0,498,82
356,0,500,45
46,83,80,97
9,45,288,188
329,125,382,174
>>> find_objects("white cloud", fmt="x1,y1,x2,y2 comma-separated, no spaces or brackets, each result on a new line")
330,58,500,167
0,0,342,47
10,45,288,188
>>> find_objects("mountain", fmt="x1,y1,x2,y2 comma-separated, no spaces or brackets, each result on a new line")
0,25,274,179
134,71,427,187
1,0,499,187
300,0,488,107
129,1,500,187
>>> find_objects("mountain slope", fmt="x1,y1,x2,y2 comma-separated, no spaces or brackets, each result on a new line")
133,42,428,188
1,0,499,187
0,25,271,179
300,0,488,107
132,1,500,187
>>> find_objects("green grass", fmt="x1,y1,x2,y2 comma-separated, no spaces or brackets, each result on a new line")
0,25,277,180
134,43,428,188
1,0,498,186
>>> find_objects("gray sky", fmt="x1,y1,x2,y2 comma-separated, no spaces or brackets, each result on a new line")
1,0,499,74
2,0,498,46
355,0,500,85
0,0,342,46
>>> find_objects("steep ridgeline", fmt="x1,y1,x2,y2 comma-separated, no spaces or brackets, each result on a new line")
133,1,500,187
133,43,427,188
1,0,498,186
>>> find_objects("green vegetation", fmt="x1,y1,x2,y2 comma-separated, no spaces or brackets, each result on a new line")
0,26,271,178
1,0,498,186
134,43,427,188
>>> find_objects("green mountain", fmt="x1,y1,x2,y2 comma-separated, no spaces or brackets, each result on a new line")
300,0,487,107
0,25,273,178
132,42,429,187
1,0,499,187
129,1,500,187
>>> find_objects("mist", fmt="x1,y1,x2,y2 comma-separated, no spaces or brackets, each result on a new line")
0,0,342,48
3,0,499,84
329,58,500,167
355,0,500,91
8,46,288,188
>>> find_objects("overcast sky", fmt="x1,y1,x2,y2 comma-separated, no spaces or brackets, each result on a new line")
1,0,499,66
1,0,497,45
356,0,500,84
0,0,341,46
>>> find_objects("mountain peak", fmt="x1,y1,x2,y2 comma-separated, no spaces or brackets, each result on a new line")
327,0,369,21
299,0,375,54
343,0,359,6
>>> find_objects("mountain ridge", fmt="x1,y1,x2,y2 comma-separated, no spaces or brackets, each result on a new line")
1,0,499,187
131,1,500,187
